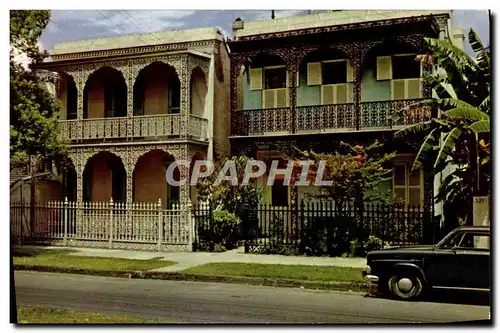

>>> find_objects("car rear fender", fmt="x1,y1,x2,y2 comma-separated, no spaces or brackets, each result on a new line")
392,262,428,284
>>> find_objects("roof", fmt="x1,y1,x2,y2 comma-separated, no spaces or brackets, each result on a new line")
457,226,490,232
235,10,450,38
50,27,223,56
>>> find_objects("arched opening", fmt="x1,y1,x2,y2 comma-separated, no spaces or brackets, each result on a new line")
132,149,178,208
361,41,421,103
133,62,180,116
83,67,127,119
298,48,352,106
58,73,77,120
82,152,126,202
190,67,207,117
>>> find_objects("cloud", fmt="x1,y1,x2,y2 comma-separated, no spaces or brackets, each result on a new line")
50,10,196,36
250,10,306,21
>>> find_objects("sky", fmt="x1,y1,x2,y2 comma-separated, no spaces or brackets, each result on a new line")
39,10,490,57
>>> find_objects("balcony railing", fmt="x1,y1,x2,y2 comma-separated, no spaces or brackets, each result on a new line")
296,104,355,133
231,99,432,137
59,114,208,142
360,99,431,129
232,107,292,136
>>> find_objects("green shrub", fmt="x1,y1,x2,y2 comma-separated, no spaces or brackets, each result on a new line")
212,210,240,250
363,235,383,253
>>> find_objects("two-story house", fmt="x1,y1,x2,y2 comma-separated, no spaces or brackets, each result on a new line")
228,10,464,214
38,27,231,208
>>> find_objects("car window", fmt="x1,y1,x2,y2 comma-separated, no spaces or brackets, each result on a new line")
439,231,464,249
458,233,490,250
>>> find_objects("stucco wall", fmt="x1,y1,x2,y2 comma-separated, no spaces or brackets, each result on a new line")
143,70,169,115
361,67,391,102
133,150,169,207
87,79,105,119
58,77,68,120
191,68,207,118
88,154,113,201
10,180,62,203
212,42,231,159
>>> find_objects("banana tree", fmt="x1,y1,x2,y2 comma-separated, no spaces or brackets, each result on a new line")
391,28,490,224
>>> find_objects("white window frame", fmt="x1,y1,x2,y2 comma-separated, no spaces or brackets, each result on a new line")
262,65,289,108
392,162,424,206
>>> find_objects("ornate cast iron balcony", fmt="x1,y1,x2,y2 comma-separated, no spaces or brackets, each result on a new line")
231,107,292,136
59,114,208,142
295,104,356,133
360,99,431,129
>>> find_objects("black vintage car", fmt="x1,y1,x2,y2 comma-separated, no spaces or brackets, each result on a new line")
363,226,490,300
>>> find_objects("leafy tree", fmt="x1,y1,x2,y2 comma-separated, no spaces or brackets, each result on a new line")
392,28,490,225
10,10,65,170
196,155,262,213
292,141,398,211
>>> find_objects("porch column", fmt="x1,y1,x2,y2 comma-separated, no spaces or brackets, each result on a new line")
75,71,86,141
179,55,190,139
125,62,135,139
230,55,245,135
286,57,298,134
348,43,364,131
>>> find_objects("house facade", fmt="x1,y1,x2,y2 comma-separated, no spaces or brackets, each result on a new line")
38,27,231,208
228,10,463,214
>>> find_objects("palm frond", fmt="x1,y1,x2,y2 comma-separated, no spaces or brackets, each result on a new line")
443,107,489,121
425,37,480,73
434,127,462,169
411,128,439,171
479,95,490,114
393,120,433,139
468,28,490,76
468,120,490,134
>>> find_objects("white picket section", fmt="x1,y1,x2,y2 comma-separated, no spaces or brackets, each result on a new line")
11,198,193,250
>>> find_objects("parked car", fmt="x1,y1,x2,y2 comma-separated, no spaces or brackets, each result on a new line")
363,226,490,300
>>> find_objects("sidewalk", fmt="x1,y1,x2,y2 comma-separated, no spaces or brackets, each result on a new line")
37,245,367,272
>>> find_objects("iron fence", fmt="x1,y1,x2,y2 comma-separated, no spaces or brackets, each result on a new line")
192,200,438,256
10,199,193,251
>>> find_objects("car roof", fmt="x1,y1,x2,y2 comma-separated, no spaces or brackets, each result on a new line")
457,226,490,232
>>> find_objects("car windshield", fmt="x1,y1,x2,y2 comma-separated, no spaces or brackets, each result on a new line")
438,230,464,249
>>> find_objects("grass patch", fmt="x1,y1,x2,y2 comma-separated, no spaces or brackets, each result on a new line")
17,306,174,324
183,262,364,282
13,247,175,271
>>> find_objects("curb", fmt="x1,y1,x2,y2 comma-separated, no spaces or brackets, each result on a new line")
14,265,371,293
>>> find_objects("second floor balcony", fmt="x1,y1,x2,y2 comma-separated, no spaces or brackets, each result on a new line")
55,59,210,143
230,38,434,137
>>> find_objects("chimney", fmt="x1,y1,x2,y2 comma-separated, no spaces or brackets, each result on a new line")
232,18,244,39
452,28,465,50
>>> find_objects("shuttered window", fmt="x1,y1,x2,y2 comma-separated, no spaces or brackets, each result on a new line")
376,56,392,81
321,84,351,105
392,79,422,100
250,68,263,90
393,163,423,206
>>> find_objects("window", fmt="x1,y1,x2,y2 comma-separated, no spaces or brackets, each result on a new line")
67,81,77,120
271,178,288,207
168,78,181,114
439,231,464,249
392,55,421,79
322,61,347,85
264,67,287,89
458,233,490,250
393,163,423,206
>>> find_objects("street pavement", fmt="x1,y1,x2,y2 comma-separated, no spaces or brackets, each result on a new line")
14,271,490,324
